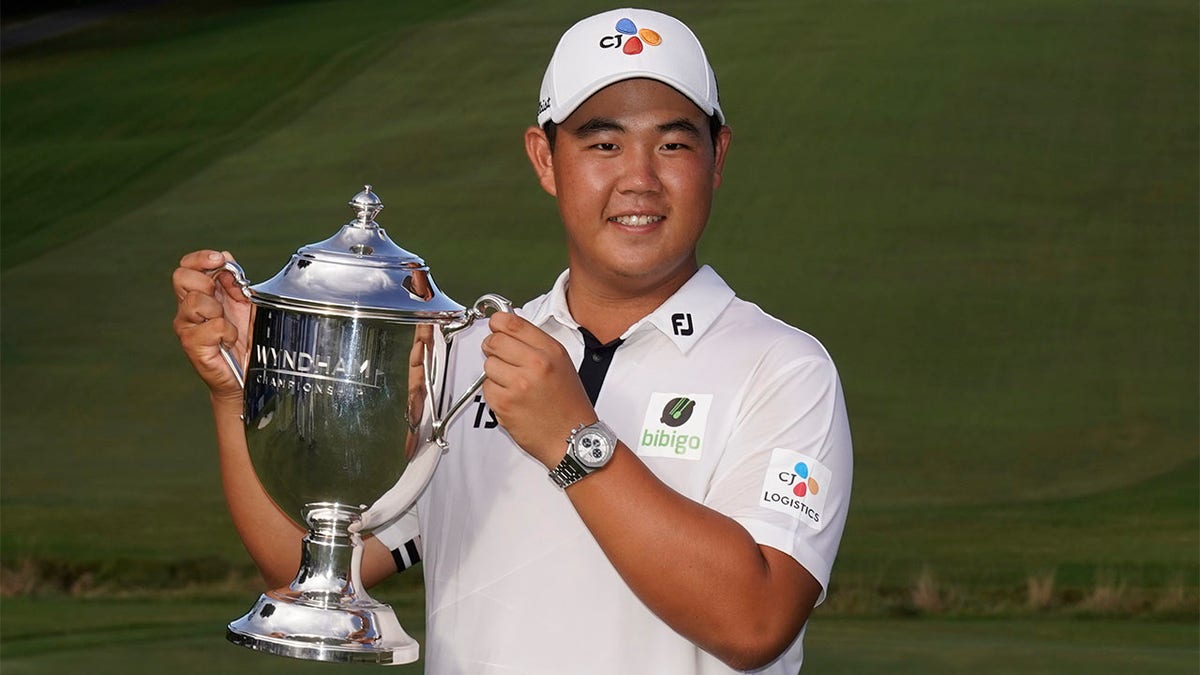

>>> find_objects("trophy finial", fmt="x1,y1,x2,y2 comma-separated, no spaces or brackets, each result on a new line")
349,185,384,226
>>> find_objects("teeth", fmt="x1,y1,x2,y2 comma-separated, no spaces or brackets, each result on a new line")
612,215,663,227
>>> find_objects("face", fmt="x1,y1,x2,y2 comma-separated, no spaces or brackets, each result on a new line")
525,78,731,297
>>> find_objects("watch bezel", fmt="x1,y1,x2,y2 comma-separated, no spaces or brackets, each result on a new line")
573,427,615,469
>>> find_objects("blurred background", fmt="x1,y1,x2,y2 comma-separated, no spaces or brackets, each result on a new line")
2,0,1196,672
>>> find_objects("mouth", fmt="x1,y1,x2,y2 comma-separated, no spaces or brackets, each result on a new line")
608,214,665,228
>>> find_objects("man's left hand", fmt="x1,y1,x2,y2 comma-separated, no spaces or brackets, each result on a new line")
480,312,596,468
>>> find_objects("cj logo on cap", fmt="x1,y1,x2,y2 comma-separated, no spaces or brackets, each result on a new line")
599,17,662,55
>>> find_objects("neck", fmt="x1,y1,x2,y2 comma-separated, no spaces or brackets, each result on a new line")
565,263,697,344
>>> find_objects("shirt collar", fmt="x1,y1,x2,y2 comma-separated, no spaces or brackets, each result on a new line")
630,265,735,354
527,266,736,355
525,268,577,330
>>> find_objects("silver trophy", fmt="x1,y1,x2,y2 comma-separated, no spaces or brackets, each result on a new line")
213,185,510,665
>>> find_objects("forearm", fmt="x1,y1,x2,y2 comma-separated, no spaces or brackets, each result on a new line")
565,445,819,669
479,313,822,666
210,394,306,589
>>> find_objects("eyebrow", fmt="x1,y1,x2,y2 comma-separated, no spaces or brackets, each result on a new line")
657,118,703,137
570,117,625,138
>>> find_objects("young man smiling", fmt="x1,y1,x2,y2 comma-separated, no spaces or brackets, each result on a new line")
173,8,852,674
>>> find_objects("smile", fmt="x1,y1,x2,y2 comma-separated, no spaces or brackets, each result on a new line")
610,214,664,227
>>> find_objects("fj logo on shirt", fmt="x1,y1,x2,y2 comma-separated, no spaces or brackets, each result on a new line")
671,313,694,336
760,448,832,531
599,17,662,55
637,393,712,461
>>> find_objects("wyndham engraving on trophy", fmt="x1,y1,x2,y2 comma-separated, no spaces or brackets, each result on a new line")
250,345,388,394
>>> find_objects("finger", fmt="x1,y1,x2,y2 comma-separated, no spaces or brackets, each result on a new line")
218,317,239,347
481,330,542,368
176,291,227,326
487,311,545,341
481,353,524,390
210,252,252,303
407,325,434,367
172,266,217,302
176,314,235,351
212,273,251,306
178,250,229,272
409,339,425,368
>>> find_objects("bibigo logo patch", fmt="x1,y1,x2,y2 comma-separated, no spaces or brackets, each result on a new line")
760,448,832,531
637,393,712,461
598,17,662,55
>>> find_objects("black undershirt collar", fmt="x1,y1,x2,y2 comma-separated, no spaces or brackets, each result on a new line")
577,327,623,405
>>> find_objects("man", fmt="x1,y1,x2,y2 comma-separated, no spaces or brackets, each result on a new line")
173,8,852,673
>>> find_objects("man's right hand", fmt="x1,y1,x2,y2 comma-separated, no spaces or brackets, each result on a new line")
172,250,253,402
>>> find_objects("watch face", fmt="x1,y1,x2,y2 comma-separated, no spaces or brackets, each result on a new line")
575,429,614,468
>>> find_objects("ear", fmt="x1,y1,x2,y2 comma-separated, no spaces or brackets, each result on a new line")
524,126,557,197
711,125,732,190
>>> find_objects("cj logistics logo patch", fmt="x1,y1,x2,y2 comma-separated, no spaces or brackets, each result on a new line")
760,448,832,531
599,17,662,55
790,461,820,498
638,392,712,461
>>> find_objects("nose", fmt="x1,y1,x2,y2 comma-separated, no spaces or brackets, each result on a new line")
616,146,662,194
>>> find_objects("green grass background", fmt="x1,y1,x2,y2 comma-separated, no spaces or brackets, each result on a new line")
2,0,1196,672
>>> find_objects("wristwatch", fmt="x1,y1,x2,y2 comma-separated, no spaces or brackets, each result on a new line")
549,420,618,488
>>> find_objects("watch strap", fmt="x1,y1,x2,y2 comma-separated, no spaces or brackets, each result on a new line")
549,453,589,488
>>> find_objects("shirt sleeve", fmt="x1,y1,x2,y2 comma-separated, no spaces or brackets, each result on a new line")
703,353,853,604
371,506,423,572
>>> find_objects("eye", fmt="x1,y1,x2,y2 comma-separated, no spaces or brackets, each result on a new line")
591,142,619,152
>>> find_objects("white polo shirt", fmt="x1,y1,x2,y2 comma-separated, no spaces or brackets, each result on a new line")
377,265,853,674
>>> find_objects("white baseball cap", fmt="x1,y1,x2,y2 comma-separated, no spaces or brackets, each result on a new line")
536,8,724,127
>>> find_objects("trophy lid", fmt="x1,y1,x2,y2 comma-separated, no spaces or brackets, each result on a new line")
247,185,467,322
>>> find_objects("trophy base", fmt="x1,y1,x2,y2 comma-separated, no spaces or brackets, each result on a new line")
227,588,419,665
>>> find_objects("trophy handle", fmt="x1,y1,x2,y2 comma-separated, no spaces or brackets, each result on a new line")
207,260,253,389
432,293,513,446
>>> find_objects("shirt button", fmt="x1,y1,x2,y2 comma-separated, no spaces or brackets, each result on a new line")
591,353,602,363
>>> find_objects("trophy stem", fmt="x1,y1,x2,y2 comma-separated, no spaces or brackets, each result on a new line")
226,502,418,665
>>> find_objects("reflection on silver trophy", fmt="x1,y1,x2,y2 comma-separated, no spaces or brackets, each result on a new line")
213,186,510,665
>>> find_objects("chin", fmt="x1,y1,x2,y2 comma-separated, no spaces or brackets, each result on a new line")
607,258,692,284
